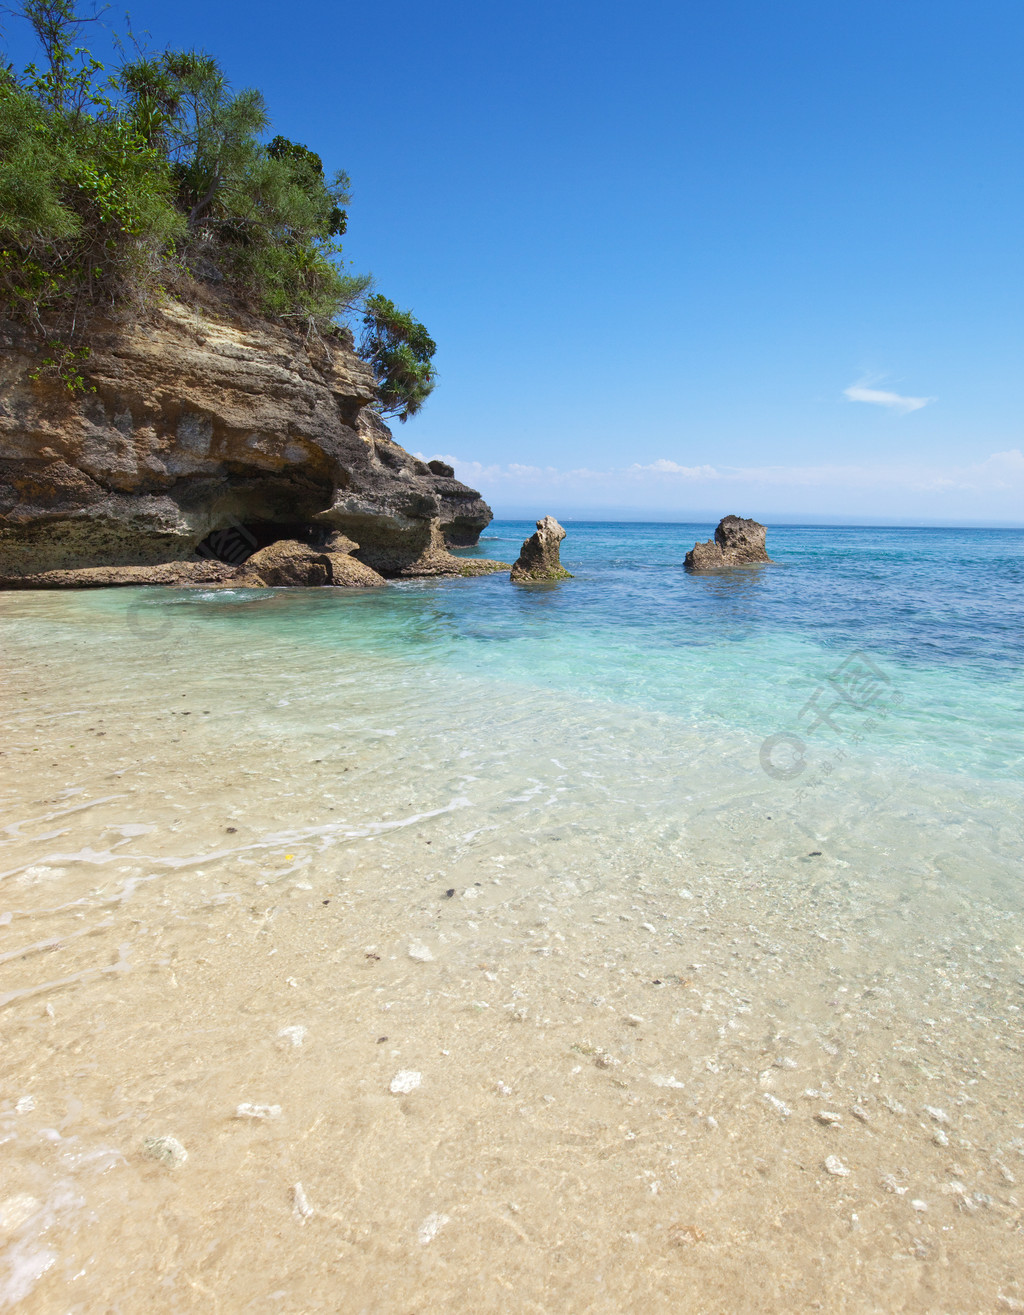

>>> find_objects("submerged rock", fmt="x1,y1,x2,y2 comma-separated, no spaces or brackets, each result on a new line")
143,1135,188,1167
293,1182,315,1222
684,515,772,570
510,516,572,582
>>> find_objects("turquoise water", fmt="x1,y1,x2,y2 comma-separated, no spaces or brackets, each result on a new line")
59,520,1023,784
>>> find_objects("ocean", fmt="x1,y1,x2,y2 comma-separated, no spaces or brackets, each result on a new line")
1,521,1021,1312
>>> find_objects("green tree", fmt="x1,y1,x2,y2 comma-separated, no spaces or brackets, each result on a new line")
119,50,268,229
0,3,182,348
359,294,437,422
267,136,347,236
117,55,369,323
1,4,435,412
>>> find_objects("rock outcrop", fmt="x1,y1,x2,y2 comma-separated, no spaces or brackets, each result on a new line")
684,515,772,570
0,560,238,589
0,291,508,586
510,516,572,582
230,538,386,588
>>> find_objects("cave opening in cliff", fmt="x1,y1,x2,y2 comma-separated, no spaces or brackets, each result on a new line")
195,519,329,565
190,471,339,565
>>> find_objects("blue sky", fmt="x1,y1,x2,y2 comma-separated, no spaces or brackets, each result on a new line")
7,1,1022,523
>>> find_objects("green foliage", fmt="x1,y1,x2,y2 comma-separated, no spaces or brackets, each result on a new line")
119,51,269,227
267,136,347,236
0,4,183,346
27,337,93,391
116,56,365,322
359,294,437,422
0,3,437,416
0,77,79,244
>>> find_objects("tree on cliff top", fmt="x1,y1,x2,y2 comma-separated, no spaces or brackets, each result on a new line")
116,48,369,323
0,1,436,419
0,2,184,340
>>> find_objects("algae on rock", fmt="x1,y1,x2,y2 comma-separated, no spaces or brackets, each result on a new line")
510,516,572,582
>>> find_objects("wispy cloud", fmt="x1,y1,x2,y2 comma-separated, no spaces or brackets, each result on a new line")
843,383,934,414
425,450,1024,504
628,459,720,478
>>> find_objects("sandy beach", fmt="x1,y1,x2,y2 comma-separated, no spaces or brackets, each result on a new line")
2,562,1022,1313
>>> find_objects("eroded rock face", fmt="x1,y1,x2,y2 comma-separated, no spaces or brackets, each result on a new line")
0,295,498,585
325,552,388,588
510,516,572,582
684,515,772,570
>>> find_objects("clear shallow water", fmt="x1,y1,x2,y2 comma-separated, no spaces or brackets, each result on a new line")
47,520,1024,780
1,522,1022,1313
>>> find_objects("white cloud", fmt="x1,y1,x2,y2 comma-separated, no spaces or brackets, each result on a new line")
627,460,721,479
843,384,934,414
427,456,612,486
425,449,1024,517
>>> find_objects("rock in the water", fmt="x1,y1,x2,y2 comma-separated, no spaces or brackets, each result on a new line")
235,1103,282,1119
231,541,332,587
323,552,387,587
510,516,572,582
143,1135,188,1167
684,515,772,570
417,1212,450,1244
230,539,387,588
292,1182,315,1222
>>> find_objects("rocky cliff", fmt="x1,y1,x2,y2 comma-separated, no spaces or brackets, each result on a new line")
0,291,502,585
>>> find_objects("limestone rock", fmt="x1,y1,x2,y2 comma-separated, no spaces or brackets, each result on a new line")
340,510,507,579
323,530,360,555
230,539,387,588
0,560,237,588
510,516,572,582
684,515,772,570
323,552,387,588
0,292,495,585
231,541,332,587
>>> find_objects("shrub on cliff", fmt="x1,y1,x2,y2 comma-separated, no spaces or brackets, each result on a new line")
0,21,184,345
359,295,437,422
116,53,370,323
0,2,430,416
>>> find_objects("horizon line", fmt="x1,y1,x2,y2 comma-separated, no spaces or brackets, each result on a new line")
485,514,1024,530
